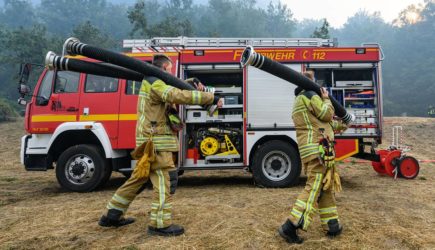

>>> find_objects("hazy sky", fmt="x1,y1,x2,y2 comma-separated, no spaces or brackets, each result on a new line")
279,0,426,27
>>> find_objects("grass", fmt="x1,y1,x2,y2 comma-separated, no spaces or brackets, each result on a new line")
0,118,434,249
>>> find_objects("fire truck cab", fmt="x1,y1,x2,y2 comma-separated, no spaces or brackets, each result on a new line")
19,37,384,192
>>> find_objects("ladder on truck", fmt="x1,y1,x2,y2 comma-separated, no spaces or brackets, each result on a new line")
123,36,337,53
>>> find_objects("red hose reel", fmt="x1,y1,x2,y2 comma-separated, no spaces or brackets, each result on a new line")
371,149,419,179
371,125,419,179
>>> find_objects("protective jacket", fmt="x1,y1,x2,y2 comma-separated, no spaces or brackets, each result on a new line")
136,76,217,151
288,89,347,232
292,90,346,162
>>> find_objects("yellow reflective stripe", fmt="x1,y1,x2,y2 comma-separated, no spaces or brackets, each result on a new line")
292,104,306,114
136,136,177,142
319,206,337,215
302,111,313,144
151,203,172,209
295,199,306,209
156,169,165,228
299,143,318,149
113,194,130,206
155,144,178,147
137,88,146,135
139,92,149,97
299,145,319,153
80,114,118,121
107,202,126,212
302,173,322,230
150,213,172,219
299,150,319,157
119,114,137,120
153,138,177,142
162,86,174,102
321,215,339,224
31,115,76,122
291,208,303,218
300,150,320,159
192,91,200,104
318,104,328,119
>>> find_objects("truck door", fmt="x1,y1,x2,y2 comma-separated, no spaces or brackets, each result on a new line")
79,74,121,148
29,70,81,133
246,64,301,128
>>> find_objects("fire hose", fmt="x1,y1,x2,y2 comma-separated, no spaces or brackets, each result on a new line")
63,37,196,92
60,37,218,113
45,51,144,81
240,46,354,124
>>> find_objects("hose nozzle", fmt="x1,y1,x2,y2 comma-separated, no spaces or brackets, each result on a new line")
63,37,81,56
45,51,59,70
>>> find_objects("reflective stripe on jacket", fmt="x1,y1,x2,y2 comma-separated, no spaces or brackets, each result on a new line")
136,77,215,151
292,90,338,162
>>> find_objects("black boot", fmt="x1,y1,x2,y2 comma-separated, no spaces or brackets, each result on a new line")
98,209,135,228
278,219,303,244
326,219,343,237
148,224,185,236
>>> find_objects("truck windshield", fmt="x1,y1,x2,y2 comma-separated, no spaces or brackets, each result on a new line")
36,70,54,106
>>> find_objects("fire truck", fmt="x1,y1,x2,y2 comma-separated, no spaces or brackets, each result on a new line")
19,37,384,192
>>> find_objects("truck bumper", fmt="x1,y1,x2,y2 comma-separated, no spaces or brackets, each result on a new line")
20,135,30,165
21,135,52,171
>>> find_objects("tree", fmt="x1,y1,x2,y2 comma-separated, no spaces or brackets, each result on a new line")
72,21,117,49
0,24,55,100
393,4,423,27
0,0,35,28
127,0,149,37
265,1,296,37
311,18,330,39
294,18,324,38
38,0,131,39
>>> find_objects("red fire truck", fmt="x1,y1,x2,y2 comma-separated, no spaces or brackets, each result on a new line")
19,37,384,192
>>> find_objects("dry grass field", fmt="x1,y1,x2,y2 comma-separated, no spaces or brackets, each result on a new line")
0,117,434,249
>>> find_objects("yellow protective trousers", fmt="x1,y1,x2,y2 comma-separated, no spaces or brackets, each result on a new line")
106,152,174,228
288,158,339,231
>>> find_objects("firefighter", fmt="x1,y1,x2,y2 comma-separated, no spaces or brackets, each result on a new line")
99,54,223,236
278,71,348,244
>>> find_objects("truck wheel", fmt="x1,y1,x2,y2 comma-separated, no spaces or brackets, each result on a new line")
56,144,107,192
251,140,301,188
98,159,112,188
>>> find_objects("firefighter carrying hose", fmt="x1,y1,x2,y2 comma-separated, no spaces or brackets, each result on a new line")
99,54,223,236
278,71,348,244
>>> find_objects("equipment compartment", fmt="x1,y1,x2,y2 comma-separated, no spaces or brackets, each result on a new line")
308,66,380,138
181,67,244,168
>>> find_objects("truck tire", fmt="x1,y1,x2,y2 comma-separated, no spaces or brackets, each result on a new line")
251,140,301,188
98,159,112,188
56,144,107,192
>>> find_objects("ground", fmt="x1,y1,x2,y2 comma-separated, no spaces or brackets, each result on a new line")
0,117,434,249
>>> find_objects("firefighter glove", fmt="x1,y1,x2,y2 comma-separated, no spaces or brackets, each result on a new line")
131,140,155,179
333,170,342,192
323,167,333,191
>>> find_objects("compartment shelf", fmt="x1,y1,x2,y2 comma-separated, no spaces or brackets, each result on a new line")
344,98,375,100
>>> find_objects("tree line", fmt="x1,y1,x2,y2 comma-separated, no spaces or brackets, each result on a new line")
0,0,433,118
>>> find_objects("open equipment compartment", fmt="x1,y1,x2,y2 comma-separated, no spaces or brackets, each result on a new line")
181,66,245,169
308,65,380,137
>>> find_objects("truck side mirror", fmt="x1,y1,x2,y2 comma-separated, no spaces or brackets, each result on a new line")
18,84,30,95
18,97,27,106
